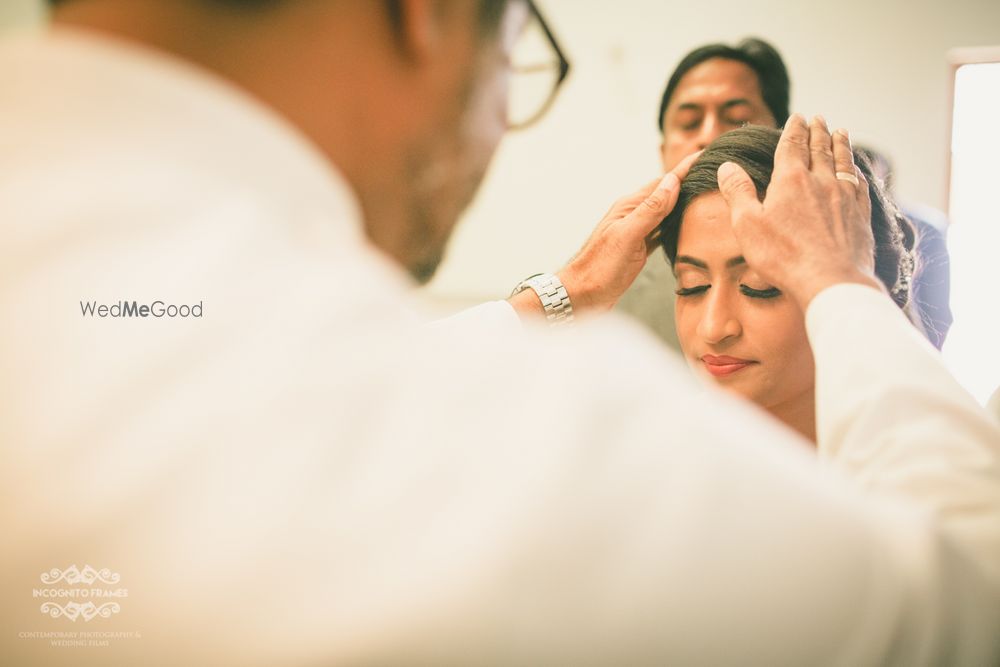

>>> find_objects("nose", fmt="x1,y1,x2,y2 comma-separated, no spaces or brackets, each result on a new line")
697,287,742,345
695,113,722,150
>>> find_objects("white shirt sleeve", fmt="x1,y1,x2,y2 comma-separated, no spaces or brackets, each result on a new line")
428,300,523,333
303,300,1000,667
808,284,1000,587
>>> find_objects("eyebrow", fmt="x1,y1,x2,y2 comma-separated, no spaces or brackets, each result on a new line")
675,99,754,113
675,255,746,269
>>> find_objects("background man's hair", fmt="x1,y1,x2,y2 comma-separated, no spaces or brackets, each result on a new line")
657,37,791,132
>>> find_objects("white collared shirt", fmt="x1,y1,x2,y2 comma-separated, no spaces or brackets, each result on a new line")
1,28,998,666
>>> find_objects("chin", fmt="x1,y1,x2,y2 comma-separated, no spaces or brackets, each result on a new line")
409,258,442,285
406,239,448,285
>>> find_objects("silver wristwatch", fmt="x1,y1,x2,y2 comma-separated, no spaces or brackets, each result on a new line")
510,273,574,327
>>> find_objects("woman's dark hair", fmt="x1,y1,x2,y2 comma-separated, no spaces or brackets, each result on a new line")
657,38,791,133
660,125,919,314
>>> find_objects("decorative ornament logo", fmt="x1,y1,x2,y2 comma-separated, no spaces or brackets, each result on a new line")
35,566,127,623
40,601,121,623
41,566,120,586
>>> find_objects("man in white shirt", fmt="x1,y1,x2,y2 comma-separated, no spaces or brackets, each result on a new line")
1,1,998,665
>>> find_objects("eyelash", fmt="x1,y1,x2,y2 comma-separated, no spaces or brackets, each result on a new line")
674,285,782,299
675,285,709,297
741,285,782,299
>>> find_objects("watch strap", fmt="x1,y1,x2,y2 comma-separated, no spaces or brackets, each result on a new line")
510,273,574,327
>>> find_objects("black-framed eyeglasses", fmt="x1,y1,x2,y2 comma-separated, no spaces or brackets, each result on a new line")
506,0,571,130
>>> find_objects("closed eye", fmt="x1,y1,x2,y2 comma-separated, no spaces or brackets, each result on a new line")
675,285,710,297
740,285,782,299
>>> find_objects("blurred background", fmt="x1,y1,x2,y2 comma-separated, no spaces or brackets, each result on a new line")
3,0,999,401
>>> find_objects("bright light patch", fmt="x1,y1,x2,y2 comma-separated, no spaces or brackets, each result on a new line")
943,61,1000,404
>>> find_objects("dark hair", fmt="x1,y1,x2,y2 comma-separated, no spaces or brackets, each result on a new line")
657,38,791,133
48,0,508,31
385,0,509,37
46,0,286,7
660,125,918,313
852,144,895,194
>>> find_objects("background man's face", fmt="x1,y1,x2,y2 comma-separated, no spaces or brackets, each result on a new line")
659,58,776,171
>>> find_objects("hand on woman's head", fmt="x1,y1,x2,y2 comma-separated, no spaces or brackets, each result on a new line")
662,120,922,441
554,150,701,314
716,115,881,309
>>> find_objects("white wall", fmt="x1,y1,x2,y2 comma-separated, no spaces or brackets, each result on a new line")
0,0,43,32
5,0,999,308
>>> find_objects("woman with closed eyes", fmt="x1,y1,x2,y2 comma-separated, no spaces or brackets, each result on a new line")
660,125,920,442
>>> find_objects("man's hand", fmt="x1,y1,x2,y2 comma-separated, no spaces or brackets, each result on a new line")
717,114,882,310
508,150,701,319
558,150,701,314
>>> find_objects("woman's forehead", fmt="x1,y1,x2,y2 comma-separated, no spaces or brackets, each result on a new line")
675,193,780,278
677,193,737,256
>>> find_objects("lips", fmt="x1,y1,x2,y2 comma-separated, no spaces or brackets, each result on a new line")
700,354,757,377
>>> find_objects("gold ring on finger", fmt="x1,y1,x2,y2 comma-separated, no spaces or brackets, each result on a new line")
835,171,860,186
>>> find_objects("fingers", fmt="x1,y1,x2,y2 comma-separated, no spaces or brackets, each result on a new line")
831,128,859,192
717,161,762,226
855,167,872,224
669,149,703,181
615,150,702,256
808,115,835,174
630,148,702,231
615,149,701,218
631,177,664,200
629,171,681,237
831,127,873,269
832,128,854,174
605,178,659,211
609,178,661,214
773,113,810,172
830,126,867,210
644,228,662,256
600,172,679,257
592,177,661,237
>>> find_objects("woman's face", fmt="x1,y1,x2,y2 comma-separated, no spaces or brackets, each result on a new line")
673,192,815,418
